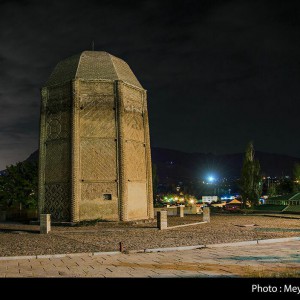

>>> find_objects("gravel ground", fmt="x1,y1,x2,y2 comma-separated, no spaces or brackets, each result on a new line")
0,215,299,257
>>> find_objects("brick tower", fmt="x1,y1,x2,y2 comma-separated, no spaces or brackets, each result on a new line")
38,51,153,222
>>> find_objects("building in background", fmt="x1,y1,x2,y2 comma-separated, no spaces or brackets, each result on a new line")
202,195,218,204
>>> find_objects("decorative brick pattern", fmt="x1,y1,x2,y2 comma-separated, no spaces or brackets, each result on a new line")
80,138,117,180
123,113,144,142
78,81,118,221
47,52,142,88
125,142,146,181
79,95,115,138
39,52,154,223
45,142,70,183
44,183,70,221
48,83,70,102
39,82,72,221
46,112,70,140
81,182,117,201
79,80,114,95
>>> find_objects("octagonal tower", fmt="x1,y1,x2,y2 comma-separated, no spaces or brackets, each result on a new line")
38,51,153,222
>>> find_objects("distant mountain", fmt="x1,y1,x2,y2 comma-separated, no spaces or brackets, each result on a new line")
25,148,300,183
151,148,300,184
25,150,39,163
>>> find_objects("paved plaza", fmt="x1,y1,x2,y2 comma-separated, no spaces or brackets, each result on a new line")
1,240,299,278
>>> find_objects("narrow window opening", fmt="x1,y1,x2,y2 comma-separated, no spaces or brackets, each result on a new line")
103,194,112,200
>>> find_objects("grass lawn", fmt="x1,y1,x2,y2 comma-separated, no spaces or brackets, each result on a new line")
253,204,287,211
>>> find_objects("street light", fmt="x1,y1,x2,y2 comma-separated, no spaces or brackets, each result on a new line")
208,176,215,183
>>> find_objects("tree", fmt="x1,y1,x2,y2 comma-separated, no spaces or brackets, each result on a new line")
267,183,277,197
239,142,262,207
0,161,38,210
277,177,294,195
293,163,300,192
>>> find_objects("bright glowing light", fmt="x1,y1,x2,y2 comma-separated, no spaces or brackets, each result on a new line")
208,176,215,182
174,197,178,201
189,199,195,204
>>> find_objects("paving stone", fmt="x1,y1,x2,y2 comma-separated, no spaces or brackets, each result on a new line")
1,240,299,277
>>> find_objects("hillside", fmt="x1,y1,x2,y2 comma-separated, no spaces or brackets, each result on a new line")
151,148,300,183
25,148,300,184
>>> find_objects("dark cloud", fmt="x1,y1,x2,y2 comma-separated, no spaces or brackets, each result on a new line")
0,0,300,169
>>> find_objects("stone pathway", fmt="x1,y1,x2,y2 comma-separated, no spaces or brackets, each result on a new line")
1,240,300,277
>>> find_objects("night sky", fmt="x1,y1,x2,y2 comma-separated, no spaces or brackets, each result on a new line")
1,0,300,170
